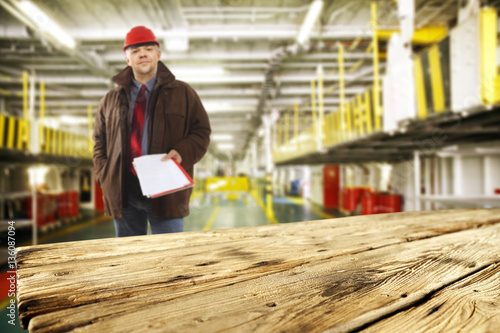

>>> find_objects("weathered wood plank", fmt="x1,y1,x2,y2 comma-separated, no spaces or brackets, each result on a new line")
16,209,500,328
15,209,500,332
361,262,500,333
23,221,500,332
17,209,500,266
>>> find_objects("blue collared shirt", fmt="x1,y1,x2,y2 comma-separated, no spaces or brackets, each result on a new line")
130,76,157,155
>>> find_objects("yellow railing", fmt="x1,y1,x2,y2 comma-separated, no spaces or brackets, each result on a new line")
0,114,29,150
0,113,91,158
273,2,383,163
0,72,94,159
40,125,92,159
273,3,500,164
322,85,379,147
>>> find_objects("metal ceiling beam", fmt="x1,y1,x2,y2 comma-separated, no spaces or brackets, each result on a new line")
181,6,308,13
0,0,113,80
24,71,374,86
102,50,373,62
63,24,373,41
155,0,187,30
2,85,367,99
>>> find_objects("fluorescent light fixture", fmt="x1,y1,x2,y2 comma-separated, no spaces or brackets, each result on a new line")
202,101,256,113
297,0,324,45
164,28,189,52
212,134,234,141
203,101,233,112
43,117,60,129
170,66,225,77
60,115,88,125
18,0,76,49
217,143,235,150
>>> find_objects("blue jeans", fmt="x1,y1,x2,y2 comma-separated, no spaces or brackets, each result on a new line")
114,196,183,237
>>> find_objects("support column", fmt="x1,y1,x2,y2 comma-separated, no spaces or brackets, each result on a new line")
413,151,421,211
453,155,463,196
316,65,325,151
424,157,432,210
263,115,275,221
371,2,382,131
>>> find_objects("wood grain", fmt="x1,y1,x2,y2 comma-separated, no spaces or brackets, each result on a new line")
361,263,500,333
15,209,500,332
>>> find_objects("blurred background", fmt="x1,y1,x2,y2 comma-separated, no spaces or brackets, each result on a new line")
1,0,500,330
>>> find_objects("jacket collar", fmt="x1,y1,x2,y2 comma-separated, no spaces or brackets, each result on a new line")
113,61,176,90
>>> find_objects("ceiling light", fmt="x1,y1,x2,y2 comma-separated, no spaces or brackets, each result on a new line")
164,28,189,52
59,115,88,125
297,0,324,45
211,134,234,141
217,143,235,150
203,101,233,112
202,101,256,113
169,66,225,77
18,0,76,49
43,117,60,128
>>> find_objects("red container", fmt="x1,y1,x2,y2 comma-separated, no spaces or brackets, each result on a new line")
45,194,57,222
67,191,79,216
377,194,386,214
361,193,376,215
376,194,401,214
374,193,383,214
342,188,357,212
385,194,401,213
353,188,361,206
323,165,340,209
57,192,68,218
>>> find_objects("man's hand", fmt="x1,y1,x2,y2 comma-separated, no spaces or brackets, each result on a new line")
161,149,182,164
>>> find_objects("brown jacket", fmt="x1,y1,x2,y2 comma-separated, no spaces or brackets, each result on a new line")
93,61,211,218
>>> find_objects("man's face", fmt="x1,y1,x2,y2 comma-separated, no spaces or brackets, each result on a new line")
125,44,161,78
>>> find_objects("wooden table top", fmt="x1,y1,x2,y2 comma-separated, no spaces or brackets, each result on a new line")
16,209,500,332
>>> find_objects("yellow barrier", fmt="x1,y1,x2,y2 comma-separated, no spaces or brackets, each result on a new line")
413,37,451,120
0,114,5,148
480,7,500,105
377,26,447,45
205,177,250,192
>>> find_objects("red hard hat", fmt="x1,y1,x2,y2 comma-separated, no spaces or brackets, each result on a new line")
123,26,160,51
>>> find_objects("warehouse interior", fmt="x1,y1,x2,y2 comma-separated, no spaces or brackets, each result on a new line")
1,0,500,330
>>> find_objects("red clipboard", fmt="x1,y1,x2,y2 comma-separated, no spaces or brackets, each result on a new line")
133,154,194,198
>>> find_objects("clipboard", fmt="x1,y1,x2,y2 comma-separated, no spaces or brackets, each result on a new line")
133,154,194,198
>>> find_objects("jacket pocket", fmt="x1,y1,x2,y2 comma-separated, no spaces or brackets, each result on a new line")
164,111,186,143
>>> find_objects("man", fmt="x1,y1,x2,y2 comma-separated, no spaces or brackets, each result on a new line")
93,26,211,237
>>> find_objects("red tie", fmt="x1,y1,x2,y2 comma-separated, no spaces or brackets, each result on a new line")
130,85,147,175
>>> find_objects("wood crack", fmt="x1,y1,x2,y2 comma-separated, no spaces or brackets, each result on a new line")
352,261,500,332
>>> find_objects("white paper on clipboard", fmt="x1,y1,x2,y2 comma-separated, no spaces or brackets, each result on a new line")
133,154,193,198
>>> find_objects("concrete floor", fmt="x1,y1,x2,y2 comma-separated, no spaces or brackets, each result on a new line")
0,193,341,332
